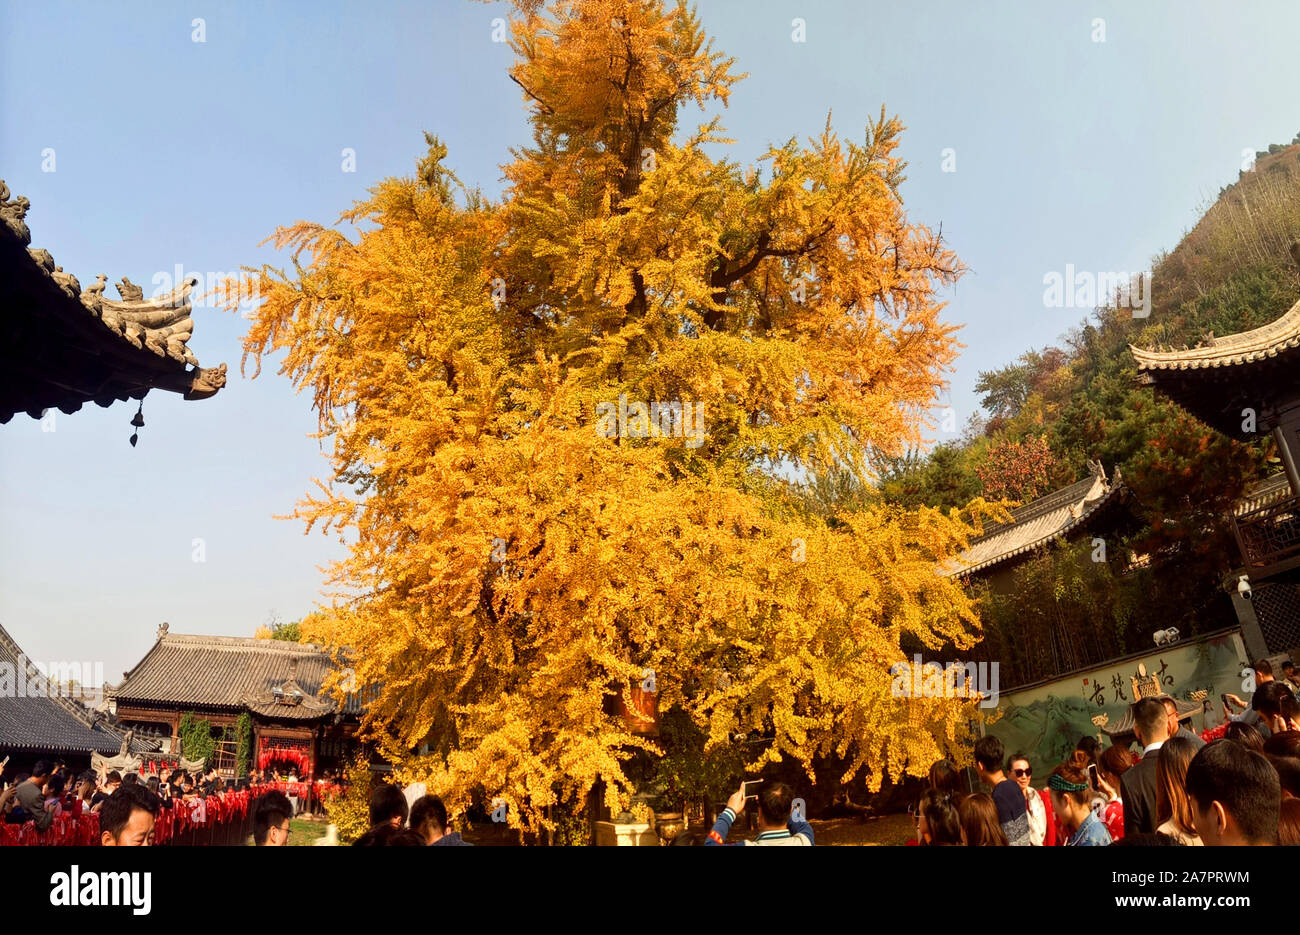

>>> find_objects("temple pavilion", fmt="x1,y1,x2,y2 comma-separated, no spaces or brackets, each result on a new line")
941,460,1130,588
107,624,362,779
1131,274,1300,652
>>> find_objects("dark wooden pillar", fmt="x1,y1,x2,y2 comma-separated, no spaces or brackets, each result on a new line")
1273,408,1300,499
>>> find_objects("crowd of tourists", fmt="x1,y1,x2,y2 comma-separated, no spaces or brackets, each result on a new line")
0,758,305,844
9,660,1300,848
349,777,814,846
0,760,286,827
915,659,1300,846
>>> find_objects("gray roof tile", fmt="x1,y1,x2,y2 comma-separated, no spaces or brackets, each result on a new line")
109,632,360,720
0,623,154,756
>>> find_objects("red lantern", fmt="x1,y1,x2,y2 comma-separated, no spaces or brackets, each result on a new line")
618,684,659,736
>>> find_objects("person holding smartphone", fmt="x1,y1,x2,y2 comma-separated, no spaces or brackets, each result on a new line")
704,779,814,846
0,782,17,818
74,771,96,814
1049,753,1111,846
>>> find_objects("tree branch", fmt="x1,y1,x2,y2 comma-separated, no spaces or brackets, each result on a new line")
510,74,554,115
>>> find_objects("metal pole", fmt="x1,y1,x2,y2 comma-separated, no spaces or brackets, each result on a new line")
1273,422,1300,499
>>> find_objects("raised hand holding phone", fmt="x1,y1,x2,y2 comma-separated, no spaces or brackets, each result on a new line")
726,781,747,814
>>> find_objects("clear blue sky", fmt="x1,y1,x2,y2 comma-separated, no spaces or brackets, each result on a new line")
2,0,1298,680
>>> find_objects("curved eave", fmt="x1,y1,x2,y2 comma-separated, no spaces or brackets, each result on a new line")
943,481,1128,580
1130,297,1300,372
0,184,228,423
244,701,336,721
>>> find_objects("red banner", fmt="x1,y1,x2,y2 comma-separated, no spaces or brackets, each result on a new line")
0,786,273,847
257,736,312,773
267,781,309,798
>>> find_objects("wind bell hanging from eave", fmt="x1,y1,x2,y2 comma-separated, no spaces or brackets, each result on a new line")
129,399,145,447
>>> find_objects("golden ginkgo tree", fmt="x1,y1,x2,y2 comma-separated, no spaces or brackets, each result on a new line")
237,0,997,833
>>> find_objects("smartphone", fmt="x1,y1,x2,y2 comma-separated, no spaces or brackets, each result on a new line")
742,779,764,798
1087,764,1098,785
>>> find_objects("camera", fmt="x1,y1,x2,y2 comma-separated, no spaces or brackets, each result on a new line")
1238,575,1252,601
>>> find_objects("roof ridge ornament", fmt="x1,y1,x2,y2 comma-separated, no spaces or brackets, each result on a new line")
0,181,31,245
0,183,228,421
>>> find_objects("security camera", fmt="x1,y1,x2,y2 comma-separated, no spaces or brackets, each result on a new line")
1153,628,1181,646
1238,575,1253,601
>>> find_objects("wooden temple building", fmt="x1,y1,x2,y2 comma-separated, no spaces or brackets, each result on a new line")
107,624,361,778
941,460,1131,589
938,462,1139,688
1132,283,1300,653
0,180,226,425
0,622,158,773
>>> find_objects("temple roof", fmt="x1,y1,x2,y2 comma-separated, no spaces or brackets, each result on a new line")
1128,268,1300,437
1130,296,1300,372
1235,471,1293,517
941,462,1127,578
0,181,227,424
0,622,157,756
109,627,361,721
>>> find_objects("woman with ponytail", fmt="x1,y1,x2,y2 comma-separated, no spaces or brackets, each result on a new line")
1048,752,1112,846
915,789,962,846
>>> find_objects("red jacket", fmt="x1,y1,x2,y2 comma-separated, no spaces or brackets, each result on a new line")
1039,788,1058,846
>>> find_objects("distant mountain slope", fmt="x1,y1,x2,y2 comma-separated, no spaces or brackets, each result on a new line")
876,134,1300,647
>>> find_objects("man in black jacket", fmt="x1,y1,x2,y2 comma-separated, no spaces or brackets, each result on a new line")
1121,697,1169,835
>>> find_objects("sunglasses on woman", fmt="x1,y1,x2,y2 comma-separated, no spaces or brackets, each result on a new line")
1012,767,1031,777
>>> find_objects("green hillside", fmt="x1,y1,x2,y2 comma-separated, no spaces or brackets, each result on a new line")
878,136,1300,684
